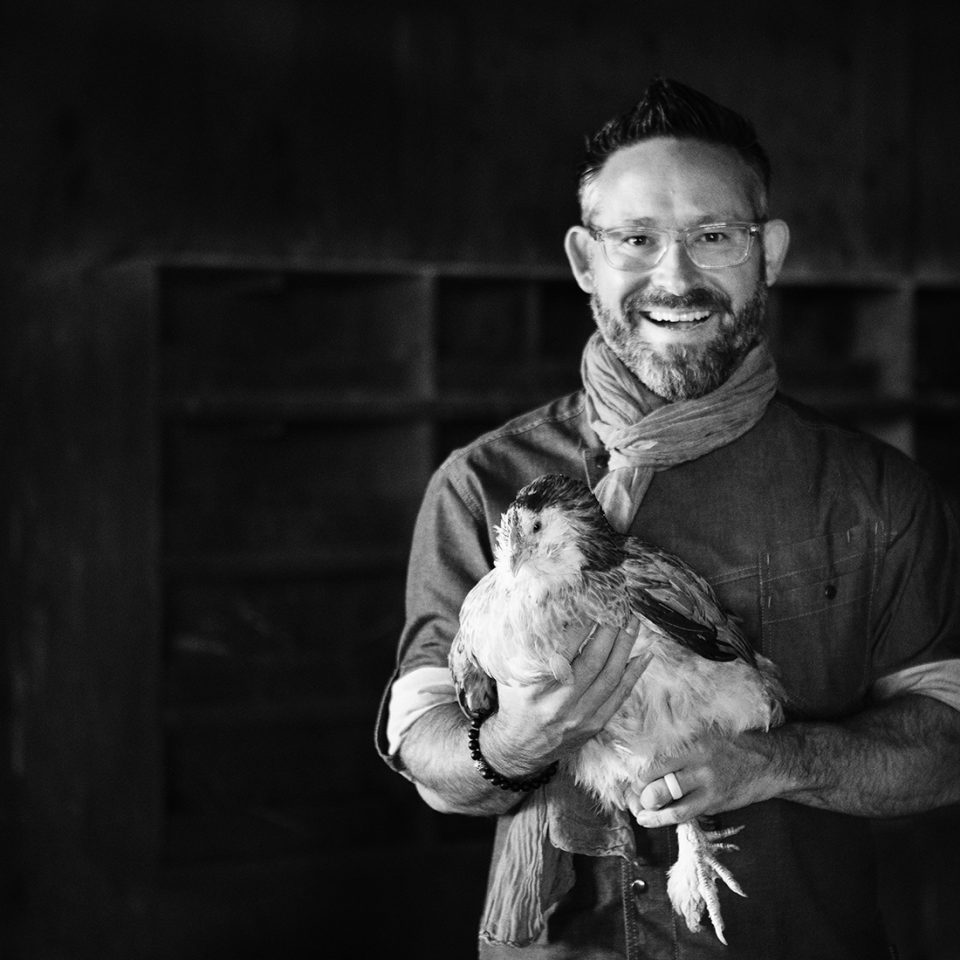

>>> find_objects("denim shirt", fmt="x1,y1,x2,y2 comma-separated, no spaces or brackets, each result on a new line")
378,390,960,960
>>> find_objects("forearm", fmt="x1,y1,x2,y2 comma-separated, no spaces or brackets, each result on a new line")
635,693,960,828
398,619,652,817
398,703,536,817
766,694,960,816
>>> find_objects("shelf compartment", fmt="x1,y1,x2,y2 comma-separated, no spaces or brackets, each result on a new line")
163,572,405,710
162,420,430,556
160,267,431,395
915,288,960,395
161,715,414,863
770,286,894,390
434,275,585,397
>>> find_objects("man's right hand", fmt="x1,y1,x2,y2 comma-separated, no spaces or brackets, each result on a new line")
478,615,654,780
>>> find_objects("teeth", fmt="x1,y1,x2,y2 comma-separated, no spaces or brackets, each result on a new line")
647,309,712,323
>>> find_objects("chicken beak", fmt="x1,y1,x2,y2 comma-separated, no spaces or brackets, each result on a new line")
505,513,528,576
509,546,529,576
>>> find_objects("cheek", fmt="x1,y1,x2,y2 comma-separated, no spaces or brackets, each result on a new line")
594,273,644,316
726,262,766,311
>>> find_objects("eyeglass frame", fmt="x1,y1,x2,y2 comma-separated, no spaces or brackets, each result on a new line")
584,220,767,271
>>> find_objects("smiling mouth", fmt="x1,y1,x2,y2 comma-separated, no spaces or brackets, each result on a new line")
642,308,715,326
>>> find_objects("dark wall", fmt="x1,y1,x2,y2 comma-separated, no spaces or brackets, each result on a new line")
4,0,957,274
3,3,960,960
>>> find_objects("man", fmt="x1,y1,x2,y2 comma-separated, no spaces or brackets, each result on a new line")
375,77,960,958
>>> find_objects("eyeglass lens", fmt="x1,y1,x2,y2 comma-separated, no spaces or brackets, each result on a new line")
602,225,754,269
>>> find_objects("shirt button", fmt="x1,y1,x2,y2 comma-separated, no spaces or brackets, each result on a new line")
631,878,648,899
824,584,837,599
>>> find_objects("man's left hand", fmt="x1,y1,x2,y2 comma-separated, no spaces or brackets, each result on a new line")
630,730,783,827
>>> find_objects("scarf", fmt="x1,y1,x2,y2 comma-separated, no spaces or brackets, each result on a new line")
584,331,779,532
480,331,779,946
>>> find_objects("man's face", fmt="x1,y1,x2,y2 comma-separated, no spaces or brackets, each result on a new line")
567,137,787,401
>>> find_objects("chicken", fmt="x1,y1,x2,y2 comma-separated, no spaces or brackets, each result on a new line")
450,473,785,944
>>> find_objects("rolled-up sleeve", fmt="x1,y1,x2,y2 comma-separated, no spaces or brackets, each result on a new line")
868,466,960,701
374,466,495,771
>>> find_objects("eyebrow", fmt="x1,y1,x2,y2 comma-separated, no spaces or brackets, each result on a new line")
604,215,747,229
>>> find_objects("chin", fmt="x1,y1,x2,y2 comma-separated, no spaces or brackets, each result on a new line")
597,314,755,401
591,284,767,401
633,340,750,401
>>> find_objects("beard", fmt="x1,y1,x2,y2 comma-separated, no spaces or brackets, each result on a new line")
589,280,768,401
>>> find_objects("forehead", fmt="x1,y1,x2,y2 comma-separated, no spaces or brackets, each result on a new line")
583,136,757,225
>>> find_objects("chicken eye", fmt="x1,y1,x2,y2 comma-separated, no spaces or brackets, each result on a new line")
531,520,542,533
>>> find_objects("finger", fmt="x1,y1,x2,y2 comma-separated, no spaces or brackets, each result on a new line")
593,614,644,670
609,615,646,669
587,648,653,729
629,619,658,657
581,616,644,694
626,786,703,827
556,617,597,662
632,797,701,829
571,618,624,676
639,770,687,811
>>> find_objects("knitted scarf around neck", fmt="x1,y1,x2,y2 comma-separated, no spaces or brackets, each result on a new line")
479,331,779,947
583,330,779,532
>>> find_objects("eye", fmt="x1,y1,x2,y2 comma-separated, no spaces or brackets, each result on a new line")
622,233,655,248
693,229,729,244
531,520,542,533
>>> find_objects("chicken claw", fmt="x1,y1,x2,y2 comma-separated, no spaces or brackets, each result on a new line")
667,819,746,944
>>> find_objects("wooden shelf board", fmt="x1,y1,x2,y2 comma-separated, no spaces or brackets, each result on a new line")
162,695,376,730
162,546,409,579
144,253,574,282
161,387,577,422
776,270,908,290
162,386,960,423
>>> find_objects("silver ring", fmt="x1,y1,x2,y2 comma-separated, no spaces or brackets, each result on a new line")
664,771,684,801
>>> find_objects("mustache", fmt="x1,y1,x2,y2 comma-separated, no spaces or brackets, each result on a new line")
625,288,732,315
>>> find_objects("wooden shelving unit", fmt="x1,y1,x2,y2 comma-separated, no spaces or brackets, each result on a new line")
144,256,960,821
147,260,590,914
19,255,955,957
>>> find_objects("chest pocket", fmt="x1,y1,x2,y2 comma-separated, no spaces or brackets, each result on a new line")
759,524,881,719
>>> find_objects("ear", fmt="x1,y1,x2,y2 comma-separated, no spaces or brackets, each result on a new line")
761,219,790,286
564,226,595,294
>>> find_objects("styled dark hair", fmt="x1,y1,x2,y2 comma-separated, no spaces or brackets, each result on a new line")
577,76,771,218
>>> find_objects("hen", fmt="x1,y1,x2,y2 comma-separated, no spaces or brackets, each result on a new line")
450,473,785,943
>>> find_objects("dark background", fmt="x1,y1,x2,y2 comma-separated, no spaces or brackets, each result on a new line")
2,1,960,958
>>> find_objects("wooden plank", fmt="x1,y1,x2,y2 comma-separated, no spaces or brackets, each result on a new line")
9,262,165,953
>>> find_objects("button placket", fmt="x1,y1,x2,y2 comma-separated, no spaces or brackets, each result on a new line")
629,858,649,904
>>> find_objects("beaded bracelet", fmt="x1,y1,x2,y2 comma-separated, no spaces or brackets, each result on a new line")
467,713,559,792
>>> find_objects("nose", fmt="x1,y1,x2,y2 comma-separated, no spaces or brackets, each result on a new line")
646,237,701,294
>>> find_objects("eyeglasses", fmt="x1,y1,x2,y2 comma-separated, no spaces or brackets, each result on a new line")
586,221,765,271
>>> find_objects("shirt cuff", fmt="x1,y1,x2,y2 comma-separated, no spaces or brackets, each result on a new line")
871,659,960,713
385,665,459,756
